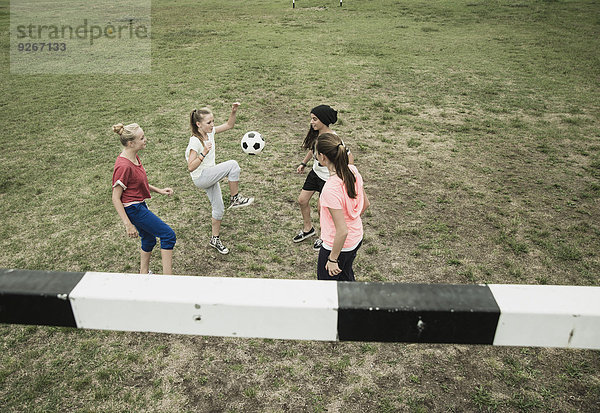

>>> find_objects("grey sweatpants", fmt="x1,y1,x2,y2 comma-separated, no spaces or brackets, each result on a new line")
192,160,241,220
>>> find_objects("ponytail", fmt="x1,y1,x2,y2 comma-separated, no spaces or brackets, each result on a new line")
190,107,213,148
316,133,356,199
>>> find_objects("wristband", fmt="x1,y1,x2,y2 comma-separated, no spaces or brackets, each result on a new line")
199,152,205,159
328,258,338,264
300,162,307,167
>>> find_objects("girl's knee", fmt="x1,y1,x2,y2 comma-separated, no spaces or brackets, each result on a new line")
160,228,177,250
227,160,241,181
298,194,310,207
141,238,157,252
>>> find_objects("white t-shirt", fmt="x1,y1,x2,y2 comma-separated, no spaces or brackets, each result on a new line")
312,152,330,181
185,127,216,180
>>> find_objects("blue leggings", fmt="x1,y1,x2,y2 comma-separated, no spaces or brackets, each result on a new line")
125,202,176,252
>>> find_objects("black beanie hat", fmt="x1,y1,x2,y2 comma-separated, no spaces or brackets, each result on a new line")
311,105,338,126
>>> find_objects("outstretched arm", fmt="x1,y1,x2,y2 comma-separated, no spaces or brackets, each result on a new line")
149,184,173,196
215,102,241,134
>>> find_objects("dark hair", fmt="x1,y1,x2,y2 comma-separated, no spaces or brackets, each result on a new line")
301,105,337,151
316,133,356,198
301,126,319,151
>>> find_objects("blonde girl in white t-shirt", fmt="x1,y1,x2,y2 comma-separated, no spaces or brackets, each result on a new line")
185,103,253,255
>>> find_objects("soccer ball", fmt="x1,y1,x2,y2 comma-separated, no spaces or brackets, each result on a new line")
241,131,265,155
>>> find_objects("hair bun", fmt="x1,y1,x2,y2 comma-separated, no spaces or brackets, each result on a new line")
112,123,124,135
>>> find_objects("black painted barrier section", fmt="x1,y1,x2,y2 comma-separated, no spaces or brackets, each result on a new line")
0,268,84,327
337,282,500,344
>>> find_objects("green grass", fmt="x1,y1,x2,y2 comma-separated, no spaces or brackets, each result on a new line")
1,0,600,411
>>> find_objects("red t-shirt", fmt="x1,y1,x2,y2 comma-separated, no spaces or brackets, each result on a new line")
112,155,151,205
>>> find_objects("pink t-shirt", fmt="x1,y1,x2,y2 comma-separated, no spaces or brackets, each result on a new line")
319,165,365,251
112,155,151,205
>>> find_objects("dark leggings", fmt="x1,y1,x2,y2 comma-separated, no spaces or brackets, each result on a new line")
317,241,362,281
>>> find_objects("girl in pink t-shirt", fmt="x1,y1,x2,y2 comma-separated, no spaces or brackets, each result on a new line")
315,133,370,281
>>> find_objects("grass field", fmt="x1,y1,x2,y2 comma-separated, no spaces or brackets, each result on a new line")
1,0,599,411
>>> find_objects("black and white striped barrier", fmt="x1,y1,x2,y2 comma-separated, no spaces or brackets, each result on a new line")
1,268,598,349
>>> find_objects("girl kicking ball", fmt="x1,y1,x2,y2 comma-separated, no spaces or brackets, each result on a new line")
111,123,176,275
315,133,369,281
294,104,353,250
186,102,254,255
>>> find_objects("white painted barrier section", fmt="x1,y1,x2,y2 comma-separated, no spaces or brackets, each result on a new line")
69,272,339,341
489,284,600,349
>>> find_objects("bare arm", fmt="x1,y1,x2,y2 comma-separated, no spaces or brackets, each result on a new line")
296,149,314,174
187,146,211,172
148,184,173,196
361,189,370,215
325,208,348,277
111,185,138,238
214,102,240,134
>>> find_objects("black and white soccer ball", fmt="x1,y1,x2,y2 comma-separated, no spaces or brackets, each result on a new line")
241,131,265,155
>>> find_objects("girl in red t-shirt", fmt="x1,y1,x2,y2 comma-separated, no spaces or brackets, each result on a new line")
111,123,176,275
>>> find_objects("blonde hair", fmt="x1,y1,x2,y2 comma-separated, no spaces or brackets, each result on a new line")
190,108,213,149
112,123,141,146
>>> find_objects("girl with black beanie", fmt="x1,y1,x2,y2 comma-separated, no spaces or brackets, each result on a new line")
293,105,353,250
